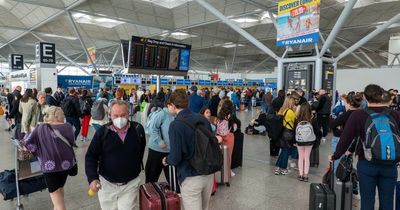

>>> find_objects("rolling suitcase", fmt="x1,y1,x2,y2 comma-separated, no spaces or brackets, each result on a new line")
215,144,230,186
231,131,244,169
167,166,180,193
310,147,320,167
333,179,353,210
139,182,180,210
309,183,335,210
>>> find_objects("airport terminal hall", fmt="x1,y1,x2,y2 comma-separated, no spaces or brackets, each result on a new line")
1,0,400,209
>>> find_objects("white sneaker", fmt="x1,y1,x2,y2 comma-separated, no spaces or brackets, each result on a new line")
321,137,327,143
231,171,236,177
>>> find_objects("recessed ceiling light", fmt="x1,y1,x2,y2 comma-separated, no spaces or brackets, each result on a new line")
141,0,192,9
233,18,259,23
161,31,197,40
40,33,78,40
72,12,125,28
222,43,245,48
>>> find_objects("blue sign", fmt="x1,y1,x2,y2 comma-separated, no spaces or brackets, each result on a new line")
177,79,184,85
204,80,211,86
151,78,157,84
58,75,93,90
222,81,228,86
184,79,191,85
199,80,205,85
217,81,223,86
179,49,190,71
160,79,168,85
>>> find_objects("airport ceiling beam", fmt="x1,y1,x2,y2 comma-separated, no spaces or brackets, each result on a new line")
67,11,98,74
0,0,86,50
238,0,277,29
320,0,357,56
31,32,90,75
194,0,279,61
333,39,372,68
108,47,120,71
336,13,400,62
358,49,378,68
249,57,272,72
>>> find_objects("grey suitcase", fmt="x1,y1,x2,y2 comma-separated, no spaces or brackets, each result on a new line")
215,144,230,187
333,179,353,210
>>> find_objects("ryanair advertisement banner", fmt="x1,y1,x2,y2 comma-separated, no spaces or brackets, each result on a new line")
276,0,320,47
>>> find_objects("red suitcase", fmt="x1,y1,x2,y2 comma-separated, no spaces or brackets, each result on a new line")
139,182,180,210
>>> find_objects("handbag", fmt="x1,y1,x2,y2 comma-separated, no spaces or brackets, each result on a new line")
335,155,353,182
46,124,78,176
280,128,294,148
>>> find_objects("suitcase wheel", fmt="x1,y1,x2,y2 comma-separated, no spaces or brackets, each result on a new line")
226,183,230,187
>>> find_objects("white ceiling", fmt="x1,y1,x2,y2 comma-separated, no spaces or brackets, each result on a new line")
0,0,399,73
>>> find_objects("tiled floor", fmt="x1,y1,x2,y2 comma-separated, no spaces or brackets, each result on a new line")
0,109,363,210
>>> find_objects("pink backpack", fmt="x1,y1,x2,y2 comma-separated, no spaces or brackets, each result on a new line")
216,120,230,136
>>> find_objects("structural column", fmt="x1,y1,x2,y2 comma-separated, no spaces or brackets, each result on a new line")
277,60,283,90
332,61,338,108
314,58,323,90
156,75,160,93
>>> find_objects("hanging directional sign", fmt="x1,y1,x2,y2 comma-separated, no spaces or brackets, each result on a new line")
35,42,56,64
10,54,24,71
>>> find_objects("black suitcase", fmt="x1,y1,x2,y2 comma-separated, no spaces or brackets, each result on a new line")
309,183,335,210
231,131,244,169
310,147,319,167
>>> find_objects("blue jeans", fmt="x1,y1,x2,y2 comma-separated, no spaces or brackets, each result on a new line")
276,147,298,169
357,160,397,210
66,117,81,140
331,136,341,173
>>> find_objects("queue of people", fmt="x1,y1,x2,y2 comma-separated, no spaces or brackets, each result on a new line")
2,83,400,210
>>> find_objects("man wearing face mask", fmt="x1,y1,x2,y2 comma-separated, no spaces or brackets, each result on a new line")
85,100,146,210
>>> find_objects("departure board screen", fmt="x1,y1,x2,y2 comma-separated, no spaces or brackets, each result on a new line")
127,36,191,76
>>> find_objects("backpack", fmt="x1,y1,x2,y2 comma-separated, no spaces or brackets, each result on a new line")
80,98,92,115
362,108,400,164
265,110,289,140
178,117,223,175
91,100,106,120
295,121,316,143
61,98,74,116
332,100,345,117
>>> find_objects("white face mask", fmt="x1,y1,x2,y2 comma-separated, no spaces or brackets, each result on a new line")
113,117,128,129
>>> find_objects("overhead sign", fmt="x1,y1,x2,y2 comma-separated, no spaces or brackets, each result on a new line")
87,46,96,65
10,54,24,70
36,42,56,64
57,75,93,90
127,36,191,76
114,74,141,85
276,0,320,46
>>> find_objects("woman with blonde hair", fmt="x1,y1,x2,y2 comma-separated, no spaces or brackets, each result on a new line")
275,95,298,175
21,106,77,210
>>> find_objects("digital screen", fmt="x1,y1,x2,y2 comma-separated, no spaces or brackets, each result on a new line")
179,49,190,71
121,40,129,68
127,36,191,76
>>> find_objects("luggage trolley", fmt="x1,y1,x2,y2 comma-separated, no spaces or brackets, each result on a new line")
11,139,46,210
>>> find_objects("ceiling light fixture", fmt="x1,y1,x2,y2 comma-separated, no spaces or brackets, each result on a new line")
161,31,197,40
233,17,259,23
72,12,125,28
141,0,192,9
222,43,245,48
40,33,78,40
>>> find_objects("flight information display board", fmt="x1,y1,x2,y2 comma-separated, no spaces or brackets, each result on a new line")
127,36,191,76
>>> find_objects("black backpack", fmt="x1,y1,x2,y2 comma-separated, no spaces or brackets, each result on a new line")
61,97,74,116
178,117,223,175
266,110,289,140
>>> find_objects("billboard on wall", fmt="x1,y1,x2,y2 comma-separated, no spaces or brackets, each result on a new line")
58,75,93,90
87,47,96,65
276,0,320,47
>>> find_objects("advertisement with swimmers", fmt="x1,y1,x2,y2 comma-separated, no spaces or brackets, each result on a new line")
276,0,320,47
